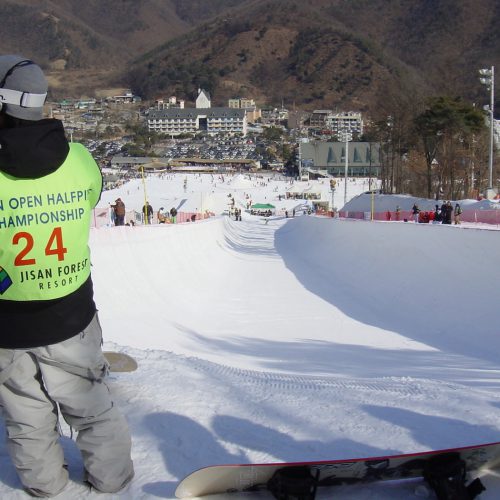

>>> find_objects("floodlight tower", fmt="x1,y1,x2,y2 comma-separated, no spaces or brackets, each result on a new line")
479,66,495,197
338,130,352,205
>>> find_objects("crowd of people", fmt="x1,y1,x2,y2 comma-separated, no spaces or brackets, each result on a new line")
110,199,182,225
411,201,462,225
158,206,177,223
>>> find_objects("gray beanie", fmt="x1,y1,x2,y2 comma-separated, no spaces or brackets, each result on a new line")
0,55,47,121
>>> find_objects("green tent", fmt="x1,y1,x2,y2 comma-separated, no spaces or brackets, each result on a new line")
251,203,275,209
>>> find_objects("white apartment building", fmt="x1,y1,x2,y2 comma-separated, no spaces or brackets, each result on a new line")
325,111,363,137
148,89,247,136
148,107,247,136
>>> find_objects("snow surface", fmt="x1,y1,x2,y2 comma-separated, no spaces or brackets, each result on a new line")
97,173,376,216
2,173,500,499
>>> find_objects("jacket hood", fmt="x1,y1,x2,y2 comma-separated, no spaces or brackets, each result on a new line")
0,118,70,179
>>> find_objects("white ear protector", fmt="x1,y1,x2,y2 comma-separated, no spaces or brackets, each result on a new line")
0,60,47,112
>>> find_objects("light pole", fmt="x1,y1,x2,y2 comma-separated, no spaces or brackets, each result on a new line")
329,179,336,214
479,66,495,197
339,130,352,205
298,139,310,180
298,141,302,181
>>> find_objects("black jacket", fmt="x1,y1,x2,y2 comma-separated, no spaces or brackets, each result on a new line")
0,119,97,348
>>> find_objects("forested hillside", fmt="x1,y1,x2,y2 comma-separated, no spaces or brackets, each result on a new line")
0,0,498,116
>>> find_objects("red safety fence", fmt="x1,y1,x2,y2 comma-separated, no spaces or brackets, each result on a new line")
91,208,214,228
92,207,500,227
337,210,500,226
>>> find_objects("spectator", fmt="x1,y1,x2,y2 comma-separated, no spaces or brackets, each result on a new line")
142,201,153,224
158,207,166,223
442,201,453,224
440,201,448,224
170,207,177,223
411,203,420,223
111,197,126,226
109,202,116,225
454,203,462,225
433,204,441,223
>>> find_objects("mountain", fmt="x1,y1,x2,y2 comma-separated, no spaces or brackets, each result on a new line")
126,0,500,115
0,0,498,115
0,0,241,97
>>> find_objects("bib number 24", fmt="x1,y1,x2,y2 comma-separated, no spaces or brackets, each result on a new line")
13,227,68,266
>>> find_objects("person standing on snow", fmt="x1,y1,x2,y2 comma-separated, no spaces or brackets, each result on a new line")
411,203,420,223
142,200,153,224
0,55,133,497
170,206,178,223
454,203,462,225
442,201,453,224
111,197,126,225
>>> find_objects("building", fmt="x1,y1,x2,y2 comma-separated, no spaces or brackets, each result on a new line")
56,98,79,111
229,97,255,109
155,96,185,110
309,110,332,128
228,97,261,123
148,88,247,136
300,141,381,177
109,90,141,104
110,157,157,169
261,107,288,125
196,89,211,109
326,111,363,138
287,110,310,130
147,107,247,136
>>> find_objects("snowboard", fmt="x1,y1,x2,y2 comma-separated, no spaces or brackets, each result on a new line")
175,441,500,499
103,351,138,372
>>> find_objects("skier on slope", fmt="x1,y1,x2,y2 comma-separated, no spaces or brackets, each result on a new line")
0,55,133,497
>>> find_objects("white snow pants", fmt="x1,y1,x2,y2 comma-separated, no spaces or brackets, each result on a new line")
0,313,133,497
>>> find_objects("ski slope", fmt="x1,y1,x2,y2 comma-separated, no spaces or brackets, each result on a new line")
1,175,500,499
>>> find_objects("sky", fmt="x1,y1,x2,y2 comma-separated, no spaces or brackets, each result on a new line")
1,173,500,499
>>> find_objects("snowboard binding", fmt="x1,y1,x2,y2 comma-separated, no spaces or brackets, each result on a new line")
267,466,319,500
423,452,485,500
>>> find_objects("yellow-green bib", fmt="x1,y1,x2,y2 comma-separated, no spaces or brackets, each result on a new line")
0,143,102,300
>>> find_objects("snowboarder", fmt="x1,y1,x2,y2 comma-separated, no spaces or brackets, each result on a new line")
0,55,133,497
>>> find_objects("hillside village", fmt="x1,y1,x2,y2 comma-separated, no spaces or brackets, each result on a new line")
46,81,500,204
47,86,377,181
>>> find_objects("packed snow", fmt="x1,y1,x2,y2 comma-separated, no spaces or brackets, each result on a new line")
2,173,500,499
